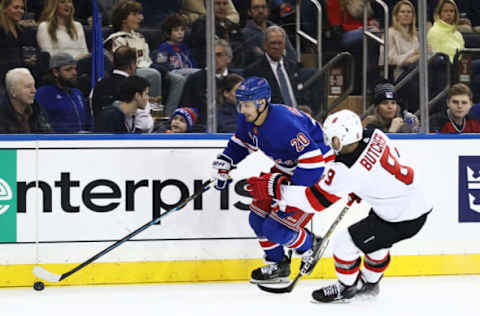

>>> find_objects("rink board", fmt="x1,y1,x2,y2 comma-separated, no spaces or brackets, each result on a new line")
0,134,479,287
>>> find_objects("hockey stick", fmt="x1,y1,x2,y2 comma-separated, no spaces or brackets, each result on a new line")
33,179,213,283
257,202,351,294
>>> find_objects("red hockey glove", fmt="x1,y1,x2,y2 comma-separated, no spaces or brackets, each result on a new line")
246,173,290,201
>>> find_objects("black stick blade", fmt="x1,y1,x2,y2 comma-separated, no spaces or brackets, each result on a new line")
256,274,302,294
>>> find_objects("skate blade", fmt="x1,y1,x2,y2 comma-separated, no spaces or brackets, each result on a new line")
310,293,378,304
249,277,290,285
310,298,352,304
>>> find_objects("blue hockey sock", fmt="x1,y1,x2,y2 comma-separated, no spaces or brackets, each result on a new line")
265,245,285,262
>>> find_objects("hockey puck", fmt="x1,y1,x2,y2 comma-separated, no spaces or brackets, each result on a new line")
33,281,45,291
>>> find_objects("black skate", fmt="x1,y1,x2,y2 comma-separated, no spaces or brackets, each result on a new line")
299,234,323,275
356,277,380,298
250,254,291,284
311,280,361,303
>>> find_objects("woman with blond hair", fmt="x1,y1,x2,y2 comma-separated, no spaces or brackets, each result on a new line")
0,0,39,84
36,0,89,59
379,0,422,81
427,0,464,62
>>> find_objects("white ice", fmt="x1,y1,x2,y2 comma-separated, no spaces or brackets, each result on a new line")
2,276,479,316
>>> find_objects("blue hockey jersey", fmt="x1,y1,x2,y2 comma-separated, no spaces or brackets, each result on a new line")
222,104,334,186
151,42,196,71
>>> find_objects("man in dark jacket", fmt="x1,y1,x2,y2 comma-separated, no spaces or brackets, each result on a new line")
241,0,297,67
0,68,51,133
95,76,150,133
244,25,323,115
92,46,137,124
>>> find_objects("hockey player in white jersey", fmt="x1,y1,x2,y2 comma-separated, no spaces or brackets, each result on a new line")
247,109,432,302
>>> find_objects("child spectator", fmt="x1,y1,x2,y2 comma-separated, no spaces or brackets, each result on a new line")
36,0,89,60
151,13,197,75
162,107,198,133
429,83,480,133
104,1,184,112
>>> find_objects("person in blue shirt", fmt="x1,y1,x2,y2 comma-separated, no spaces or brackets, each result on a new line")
211,76,335,284
35,53,92,133
151,13,197,73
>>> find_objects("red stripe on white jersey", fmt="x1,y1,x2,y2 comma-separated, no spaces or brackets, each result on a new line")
305,187,328,211
316,184,342,204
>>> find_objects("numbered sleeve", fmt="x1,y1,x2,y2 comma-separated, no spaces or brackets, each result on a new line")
290,138,335,186
281,164,351,212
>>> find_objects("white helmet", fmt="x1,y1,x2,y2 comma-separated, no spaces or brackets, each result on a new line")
323,109,363,153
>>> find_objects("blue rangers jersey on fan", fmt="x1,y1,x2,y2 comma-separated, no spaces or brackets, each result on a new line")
222,104,335,186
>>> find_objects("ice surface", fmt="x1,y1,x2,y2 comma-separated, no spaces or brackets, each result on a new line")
1,276,478,316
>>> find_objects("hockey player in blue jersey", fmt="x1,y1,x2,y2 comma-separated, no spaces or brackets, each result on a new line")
212,76,335,284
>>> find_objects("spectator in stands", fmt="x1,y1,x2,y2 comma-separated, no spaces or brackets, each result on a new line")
428,0,464,63
92,46,154,133
428,0,480,104
379,0,445,113
95,75,150,133
180,0,239,25
241,0,296,67
35,52,91,133
105,0,184,111
181,39,237,129
0,68,51,133
217,73,243,133
104,1,161,96
157,107,198,133
429,83,480,133
186,0,244,68
327,0,380,49
362,81,419,133
0,0,41,84
244,25,301,107
151,13,198,75
379,0,422,82
36,0,89,60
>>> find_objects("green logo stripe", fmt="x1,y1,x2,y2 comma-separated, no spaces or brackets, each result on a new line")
0,150,17,242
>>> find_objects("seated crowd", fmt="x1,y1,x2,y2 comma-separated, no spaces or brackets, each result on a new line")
0,0,480,134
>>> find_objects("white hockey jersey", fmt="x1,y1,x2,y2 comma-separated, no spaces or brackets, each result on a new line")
280,129,432,222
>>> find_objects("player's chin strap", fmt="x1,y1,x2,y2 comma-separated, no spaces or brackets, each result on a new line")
253,100,270,126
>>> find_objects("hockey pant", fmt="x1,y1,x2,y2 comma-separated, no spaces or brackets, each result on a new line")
249,198,314,263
